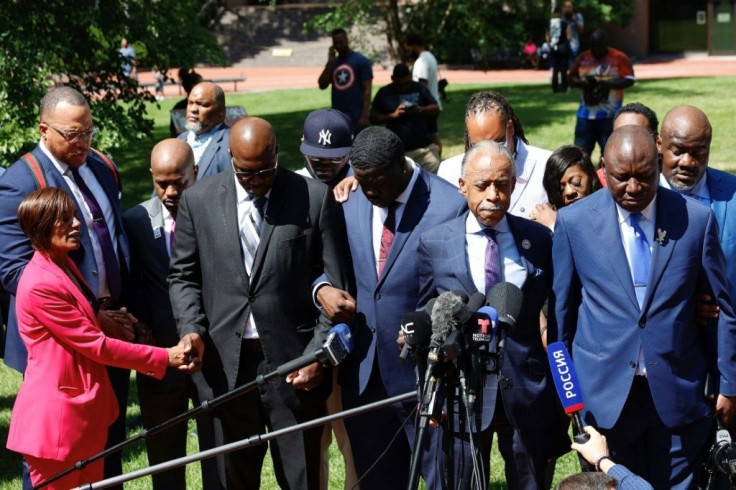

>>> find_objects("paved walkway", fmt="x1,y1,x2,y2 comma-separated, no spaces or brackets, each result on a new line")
139,57,736,98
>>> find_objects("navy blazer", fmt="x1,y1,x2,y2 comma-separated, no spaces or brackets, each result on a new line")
0,145,129,372
177,123,231,180
417,212,569,446
707,167,736,300
340,168,467,398
553,187,736,429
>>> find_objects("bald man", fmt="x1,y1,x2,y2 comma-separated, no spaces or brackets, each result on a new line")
177,81,231,180
123,139,215,489
168,118,353,489
554,126,736,488
657,105,736,289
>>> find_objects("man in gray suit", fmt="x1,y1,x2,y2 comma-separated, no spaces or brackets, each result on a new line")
169,117,353,489
177,81,231,180
123,139,219,489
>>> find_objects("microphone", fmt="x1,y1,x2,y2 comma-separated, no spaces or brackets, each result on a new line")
486,282,523,339
399,311,432,364
546,341,594,472
276,324,353,377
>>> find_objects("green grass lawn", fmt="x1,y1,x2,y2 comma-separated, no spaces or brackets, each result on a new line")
1,76,735,488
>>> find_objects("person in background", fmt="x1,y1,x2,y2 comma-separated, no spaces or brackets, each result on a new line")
297,108,354,188
546,6,572,93
569,30,635,157
318,28,373,135
563,1,585,61
404,33,444,156
176,81,231,180
169,68,203,138
119,38,137,81
530,145,601,229
6,187,201,490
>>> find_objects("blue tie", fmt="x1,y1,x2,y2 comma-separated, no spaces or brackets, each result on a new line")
628,212,651,307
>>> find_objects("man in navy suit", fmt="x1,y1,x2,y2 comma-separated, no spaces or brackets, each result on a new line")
417,141,569,489
177,81,231,180
318,126,466,488
657,105,736,300
553,125,736,488
0,86,134,486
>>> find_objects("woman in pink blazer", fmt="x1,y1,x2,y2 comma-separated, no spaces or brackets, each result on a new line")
6,188,203,489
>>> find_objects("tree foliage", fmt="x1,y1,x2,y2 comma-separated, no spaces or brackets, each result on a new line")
0,0,224,166
305,0,634,67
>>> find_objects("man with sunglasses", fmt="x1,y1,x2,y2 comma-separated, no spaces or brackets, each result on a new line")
0,86,135,488
169,116,353,489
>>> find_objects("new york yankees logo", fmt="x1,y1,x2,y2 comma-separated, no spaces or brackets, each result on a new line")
318,129,332,146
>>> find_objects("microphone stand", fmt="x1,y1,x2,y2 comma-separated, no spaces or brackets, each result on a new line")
34,354,332,490
74,392,417,490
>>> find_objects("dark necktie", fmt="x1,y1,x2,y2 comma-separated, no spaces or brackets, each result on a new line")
482,228,501,294
70,168,122,300
378,202,398,277
241,196,267,275
628,212,651,307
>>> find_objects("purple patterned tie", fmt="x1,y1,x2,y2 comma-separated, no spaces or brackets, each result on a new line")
70,168,122,300
482,228,501,294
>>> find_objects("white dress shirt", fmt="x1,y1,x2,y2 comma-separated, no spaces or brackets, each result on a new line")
466,214,526,293
185,126,217,165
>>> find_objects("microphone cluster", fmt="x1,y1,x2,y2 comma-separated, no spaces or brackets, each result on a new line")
401,283,523,427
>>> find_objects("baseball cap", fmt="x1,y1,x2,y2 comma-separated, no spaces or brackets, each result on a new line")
300,109,354,159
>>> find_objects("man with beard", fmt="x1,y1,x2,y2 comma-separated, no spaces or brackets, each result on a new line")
177,81,231,180
297,109,354,188
658,105,736,301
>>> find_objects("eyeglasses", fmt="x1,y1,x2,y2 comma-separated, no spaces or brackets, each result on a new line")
231,158,278,180
305,155,349,166
45,123,99,144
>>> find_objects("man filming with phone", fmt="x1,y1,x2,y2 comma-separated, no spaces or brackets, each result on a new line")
318,28,373,135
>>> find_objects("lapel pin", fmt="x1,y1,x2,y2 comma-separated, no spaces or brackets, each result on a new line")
655,228,667,246
153,227,162,240
521,239,531,250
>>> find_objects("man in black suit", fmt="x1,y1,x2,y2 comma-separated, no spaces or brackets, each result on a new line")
123,139,220,489
168,117,353,489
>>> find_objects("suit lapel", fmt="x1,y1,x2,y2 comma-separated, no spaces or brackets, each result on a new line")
196,127,222,178
708,168,727,239
351,191,379,288
377,171,430,287
221,176,249,286
592,193,640,309
249,170,285,285
643,191,680,312
448,214,477,294
146,199,168,258
507,216,536,289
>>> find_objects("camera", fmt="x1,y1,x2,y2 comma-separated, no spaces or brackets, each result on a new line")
704,425,736,476
583,76,607,106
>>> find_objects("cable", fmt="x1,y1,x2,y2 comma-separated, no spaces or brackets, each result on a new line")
350,404,417,490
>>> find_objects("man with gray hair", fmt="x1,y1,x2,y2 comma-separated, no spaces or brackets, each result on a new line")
418,141,569,488
177,81,231,180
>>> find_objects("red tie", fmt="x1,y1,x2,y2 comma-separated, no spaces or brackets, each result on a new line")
378,202,397,277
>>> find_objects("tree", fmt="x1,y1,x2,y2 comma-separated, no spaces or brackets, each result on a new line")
305,0,634,67
0,0,224,166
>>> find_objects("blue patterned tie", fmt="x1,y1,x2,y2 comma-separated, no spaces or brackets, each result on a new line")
482,228,501,294
628,212,651,308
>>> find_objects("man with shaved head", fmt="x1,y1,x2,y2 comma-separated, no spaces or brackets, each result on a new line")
123,139,214,489
658,105,736,326
177,81,231,180
553,125,736,488
169,117,353,488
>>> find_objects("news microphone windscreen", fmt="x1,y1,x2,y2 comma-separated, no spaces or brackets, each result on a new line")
425,298,437,316
430,291,464,342
487,282,523,328
467,292,486,312
401,311,432,348
329,323,354,354
547,342,585,414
